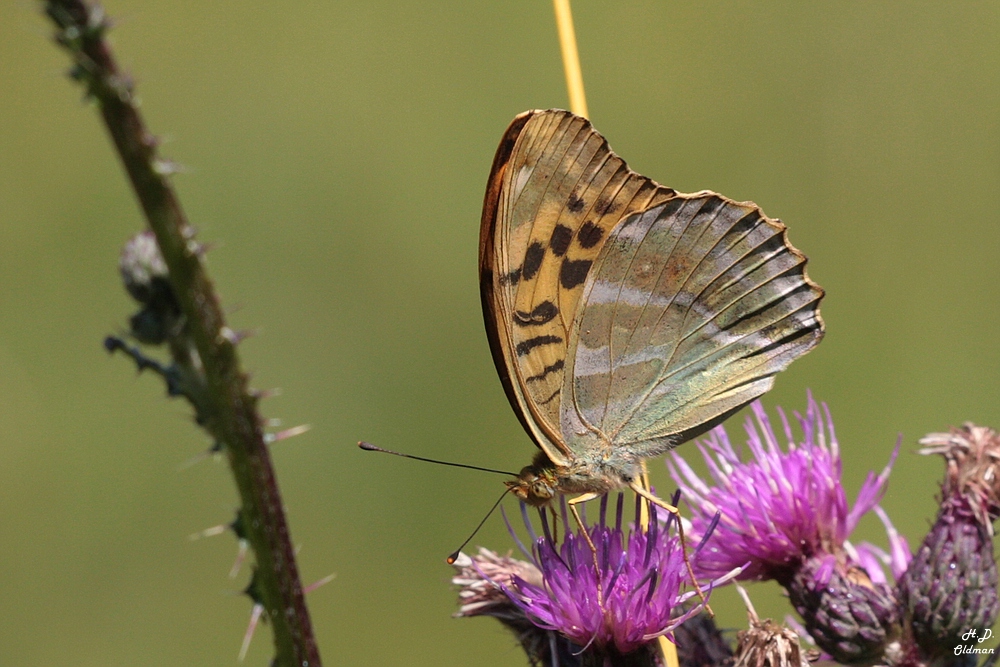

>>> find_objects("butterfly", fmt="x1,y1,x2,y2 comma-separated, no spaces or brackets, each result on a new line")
480,109,825,509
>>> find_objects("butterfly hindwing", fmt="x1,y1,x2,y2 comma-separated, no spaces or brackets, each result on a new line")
480,109,675,464
561,193,825,456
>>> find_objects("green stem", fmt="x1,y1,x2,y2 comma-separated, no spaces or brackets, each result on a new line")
43,2,322,665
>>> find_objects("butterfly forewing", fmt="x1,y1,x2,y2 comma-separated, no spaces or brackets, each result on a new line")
480,109,675,463
562,194,824,455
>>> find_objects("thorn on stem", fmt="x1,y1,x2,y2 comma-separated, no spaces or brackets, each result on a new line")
250,388,282,400
304,573,337,594
152,158,183,176
189,524,227,541
265,425,311,445
229,540,249,579
238,603,265,662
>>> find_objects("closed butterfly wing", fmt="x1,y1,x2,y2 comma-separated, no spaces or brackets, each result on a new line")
480,109,676,465
561,193,825,455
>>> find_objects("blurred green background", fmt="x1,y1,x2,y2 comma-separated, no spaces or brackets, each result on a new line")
2,2,999,665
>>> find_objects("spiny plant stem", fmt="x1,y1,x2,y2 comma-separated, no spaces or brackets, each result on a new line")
43,2,322,665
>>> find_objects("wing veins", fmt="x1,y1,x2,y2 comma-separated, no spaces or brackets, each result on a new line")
536,136,613,333
500,117,577,326
618,197,725,379
606,198,723,439
637,296,821,418
679,268,810,357
614,302,820,445
671,233,795,346
567,180,673,443
651,270,821,386
599,194,683,434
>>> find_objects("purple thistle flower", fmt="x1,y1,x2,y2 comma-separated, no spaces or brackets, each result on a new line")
668,394,910,664
488,495,740,658
451,548,583,667
667,394,903,583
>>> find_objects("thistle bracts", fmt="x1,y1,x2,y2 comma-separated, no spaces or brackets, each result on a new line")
897,425,1000,662
786,555,899,664
734,587,808,667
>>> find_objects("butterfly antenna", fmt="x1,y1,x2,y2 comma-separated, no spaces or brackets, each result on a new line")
446,487,511,564
358,441,517,476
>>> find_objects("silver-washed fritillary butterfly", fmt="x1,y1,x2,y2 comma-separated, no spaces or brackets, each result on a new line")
480,109,825,507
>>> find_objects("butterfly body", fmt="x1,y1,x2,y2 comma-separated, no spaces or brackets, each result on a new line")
509,449,643,506
482,110,825,507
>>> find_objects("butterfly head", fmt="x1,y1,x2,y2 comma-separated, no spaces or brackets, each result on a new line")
506,452,559,506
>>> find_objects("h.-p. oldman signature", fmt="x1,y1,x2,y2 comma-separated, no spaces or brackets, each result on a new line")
956,629,996,656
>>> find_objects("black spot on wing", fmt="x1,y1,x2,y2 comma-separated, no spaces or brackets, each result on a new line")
516,335,563,356
526,359,564,383
500,136,517,156
560,259,592,289
500,267,521,287
550,225,573,256
514,301,559,326
539,387,561,405
567,193,585,212
594,197,619,215
522,242,545,281
577,221,603,249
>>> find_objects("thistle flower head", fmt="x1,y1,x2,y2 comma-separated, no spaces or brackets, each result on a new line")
787,552,900,664
668,394,909,664
668,394,901,583
897,424,1000,659
451,548,581,667
490,495,738,656
918,423,1000,534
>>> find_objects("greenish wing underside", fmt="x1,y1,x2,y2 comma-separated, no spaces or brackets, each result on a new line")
480,109,675,464
561,194,825,457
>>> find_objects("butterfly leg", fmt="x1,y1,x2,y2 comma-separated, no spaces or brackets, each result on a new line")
566,492,605,607
627,481,713,616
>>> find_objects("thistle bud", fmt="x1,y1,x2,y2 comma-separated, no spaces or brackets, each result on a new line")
787,554,899,664
119,231,181,344
897,425,1000,659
